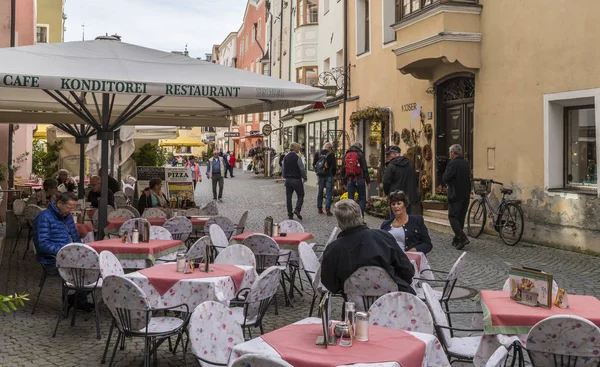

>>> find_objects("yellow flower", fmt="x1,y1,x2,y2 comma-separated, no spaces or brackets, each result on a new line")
339,192,358,201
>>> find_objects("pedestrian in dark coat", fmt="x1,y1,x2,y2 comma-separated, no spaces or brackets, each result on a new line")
382,145,418,216
443,144,472,249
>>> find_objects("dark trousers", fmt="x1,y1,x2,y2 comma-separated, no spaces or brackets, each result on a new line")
285,178,304,215
224,164,229,177
211,173,224,200
228,165,234,177
347,177,367,215
448,199,470,241
317,175,334,210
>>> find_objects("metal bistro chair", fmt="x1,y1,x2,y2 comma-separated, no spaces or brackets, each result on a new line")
149,226,173,240
368,291,434,334
214,244,256,267
92,205,115,232
208,224,231,260
204,216,235,240
113,193,129,209
108,208,135,220
22,204,43,259
234,210,249,236
298,242,323,317
11,198,29,256
185,236,211,263
141,207,168,219
278,219,305,233
199,200,219,216
118,218,151,237
343,266,398,312
123,205,141,218
123,185,135,202
162,216,193,242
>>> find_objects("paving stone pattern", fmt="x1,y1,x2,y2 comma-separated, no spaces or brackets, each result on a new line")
1,173,599,366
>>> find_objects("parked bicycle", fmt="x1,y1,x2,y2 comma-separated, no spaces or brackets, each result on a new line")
467,178,525,246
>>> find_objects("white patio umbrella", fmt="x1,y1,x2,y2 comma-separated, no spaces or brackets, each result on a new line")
0,38,326,238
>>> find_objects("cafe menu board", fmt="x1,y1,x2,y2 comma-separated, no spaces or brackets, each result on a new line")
508,267,553,308
167,182,194,203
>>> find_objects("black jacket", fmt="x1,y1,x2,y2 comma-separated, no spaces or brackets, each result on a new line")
443,156,471,202
383,156,418,204
381,215,433,253
320,225,415,295
312,149,337,176
87,189,115,208
107,175,120,194
138,188,168,214
341,147,370,184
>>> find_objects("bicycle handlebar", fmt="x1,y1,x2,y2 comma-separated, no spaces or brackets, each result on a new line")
472,178,504,186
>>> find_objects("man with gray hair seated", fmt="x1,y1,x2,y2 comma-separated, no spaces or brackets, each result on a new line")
320,199,415,295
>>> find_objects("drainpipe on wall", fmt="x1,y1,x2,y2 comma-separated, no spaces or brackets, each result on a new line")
342,0,348,152
8,0,16,189
278,1,284,146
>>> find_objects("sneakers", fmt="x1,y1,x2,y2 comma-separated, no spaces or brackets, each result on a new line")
318,208,324,214
218,198,223,203
288,213,294,220
293,210,303,220
326,209,333,216
454,237,470,250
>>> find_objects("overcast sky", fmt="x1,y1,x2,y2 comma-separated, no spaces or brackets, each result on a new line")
64,0,247,58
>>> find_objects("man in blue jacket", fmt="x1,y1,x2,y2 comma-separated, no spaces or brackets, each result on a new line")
33,192,91,310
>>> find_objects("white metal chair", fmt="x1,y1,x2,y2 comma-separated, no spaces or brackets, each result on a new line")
126,175,137,187
99,251,124,278
234,210,249,236
53,243,102,339
199,200,219,216
101,275,188,367
92,205,115,231
343,266,398,312
485,346,509,367
209,223,231,254
108,208,135,219
11,198,30,256
186,236,211,262
118,218,151,237
149,226,173,240
113,194,129,209
123,185,135,201
525,315,600,367
142,207,168,219
368,291,434,334
298,242,324,317
231,354,293,367
184,207,202,216
23,204,43,259
204,215,235,239
423,283,483,365
187,301,244,367
163,216,193,241
123,205,141,218
214,244,256,267
278,219,304,233
230,266,282,339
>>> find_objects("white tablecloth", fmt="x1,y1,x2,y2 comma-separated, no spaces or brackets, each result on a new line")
228,317,450,367
126,264,257,310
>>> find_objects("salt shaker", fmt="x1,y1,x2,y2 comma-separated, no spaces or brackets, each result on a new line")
131,228,140,244
355,312,370,342
176,253,186,272
272,222,279,236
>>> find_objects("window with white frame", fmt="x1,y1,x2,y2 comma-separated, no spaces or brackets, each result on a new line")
297,0,319,27
37,25,49,43
252,25,256,44
257,19,262,40
296,66,318,86
382,0,396,44
565,106,597,190
356,0,370,55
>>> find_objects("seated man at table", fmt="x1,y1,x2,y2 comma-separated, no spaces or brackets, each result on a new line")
32,192,92,311
87,175,115,208
320,199,415,295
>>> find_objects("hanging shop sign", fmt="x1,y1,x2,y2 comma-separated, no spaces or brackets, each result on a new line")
262,124,273,136
224,131,240,137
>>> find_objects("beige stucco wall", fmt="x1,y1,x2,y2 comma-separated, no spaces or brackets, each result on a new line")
36,0,64,43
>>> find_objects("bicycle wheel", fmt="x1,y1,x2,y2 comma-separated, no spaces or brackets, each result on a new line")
499,203,524,246
467,199,486,238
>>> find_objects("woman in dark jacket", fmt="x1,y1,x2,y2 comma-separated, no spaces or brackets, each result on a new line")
138,178,169,214
380,190,433,254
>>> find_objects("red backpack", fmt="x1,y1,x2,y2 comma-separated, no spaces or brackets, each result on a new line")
344,151,362,177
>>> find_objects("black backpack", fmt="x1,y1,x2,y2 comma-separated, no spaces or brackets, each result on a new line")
315,152,331,177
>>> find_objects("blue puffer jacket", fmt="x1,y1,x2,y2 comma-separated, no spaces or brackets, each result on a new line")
32,202,81,265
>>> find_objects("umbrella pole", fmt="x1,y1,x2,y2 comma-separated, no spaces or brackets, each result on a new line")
97,93,113,240
76,135,88,200
117,145,122,187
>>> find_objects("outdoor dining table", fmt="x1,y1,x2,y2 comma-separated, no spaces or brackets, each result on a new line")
229,317,450,367
126,263,256,310
471,290,600,366
87,238,187,269
105,217,208,236
230,231,317,262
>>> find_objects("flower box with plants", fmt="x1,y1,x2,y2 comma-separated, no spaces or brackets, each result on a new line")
366,196,390,219
423,193,448,210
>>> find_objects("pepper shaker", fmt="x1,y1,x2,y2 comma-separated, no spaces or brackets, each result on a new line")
355,312,370,342
131,228,140,244
176,253,186,272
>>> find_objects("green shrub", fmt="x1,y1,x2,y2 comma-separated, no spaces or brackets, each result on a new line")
424,193,448,202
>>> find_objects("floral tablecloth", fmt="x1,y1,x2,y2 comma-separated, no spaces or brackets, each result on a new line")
87,238,187,269
229,317,450,367
105,217,207,235
230,231,317,262
126,263,256,310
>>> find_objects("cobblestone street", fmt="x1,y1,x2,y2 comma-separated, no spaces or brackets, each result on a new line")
1,173,600,367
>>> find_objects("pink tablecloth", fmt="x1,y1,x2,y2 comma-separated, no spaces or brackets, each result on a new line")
87,239,186,267
260,323,426,367
76,223,94,239
478,290,600,335
138,263,245,295
406,252,422,270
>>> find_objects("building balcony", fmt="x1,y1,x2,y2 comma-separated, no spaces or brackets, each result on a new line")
392,0,482,80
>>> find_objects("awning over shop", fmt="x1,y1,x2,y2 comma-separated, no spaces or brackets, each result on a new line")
33,123,50,139
159,136,205,147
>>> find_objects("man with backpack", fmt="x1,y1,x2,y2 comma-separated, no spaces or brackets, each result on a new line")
341,141,370,216
313,142,337,216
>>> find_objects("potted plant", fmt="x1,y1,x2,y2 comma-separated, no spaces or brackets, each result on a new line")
422,193,448,210
236,157,243,169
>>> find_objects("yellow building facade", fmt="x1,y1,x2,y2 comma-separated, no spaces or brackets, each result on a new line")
36,0,64,44
346,0,600,253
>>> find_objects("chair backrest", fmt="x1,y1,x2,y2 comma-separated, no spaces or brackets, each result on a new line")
163,216,193,241
123,205,141,218
55,243,101,289
24,204,43,222
184,207,201,216
204,216,235,239
209,223,230,252
231,354,293,367
149,226,173,240
526,315,600,366
114,190,126,197
102,275,152,333
368,291,434,334
422,283,452,348
298,242,319,278
278,219,304,233
214,244,256,267
343,266,398,312
200,200,219,216
440,251,467,301
118,218,150,237
142,207,168,219
13,198,27,215
243,266,281,323
502,278,560,294
108,208,135,219
235,210,249,235
325,226,340,246
485,346,509,367
188,301,244,366
241,233,281,273
113,195,129,209
126,175,137,186
92,205,115,229
99,250,124,277
123,186,135,200
186,236,210,262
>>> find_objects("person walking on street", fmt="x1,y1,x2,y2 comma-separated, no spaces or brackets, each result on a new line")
443,144,472,249
228,151,236,178
313,142,337,216
186,155,202,187
341,142,370,216
206,151,225,202
282,142,307,220
383,145,418,217
223,150,231,178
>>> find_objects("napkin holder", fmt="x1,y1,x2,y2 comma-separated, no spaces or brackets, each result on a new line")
264,216,274,236
200,243,213,272
554,288,569,309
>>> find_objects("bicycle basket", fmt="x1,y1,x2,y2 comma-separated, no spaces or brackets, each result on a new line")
473,180,492,195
